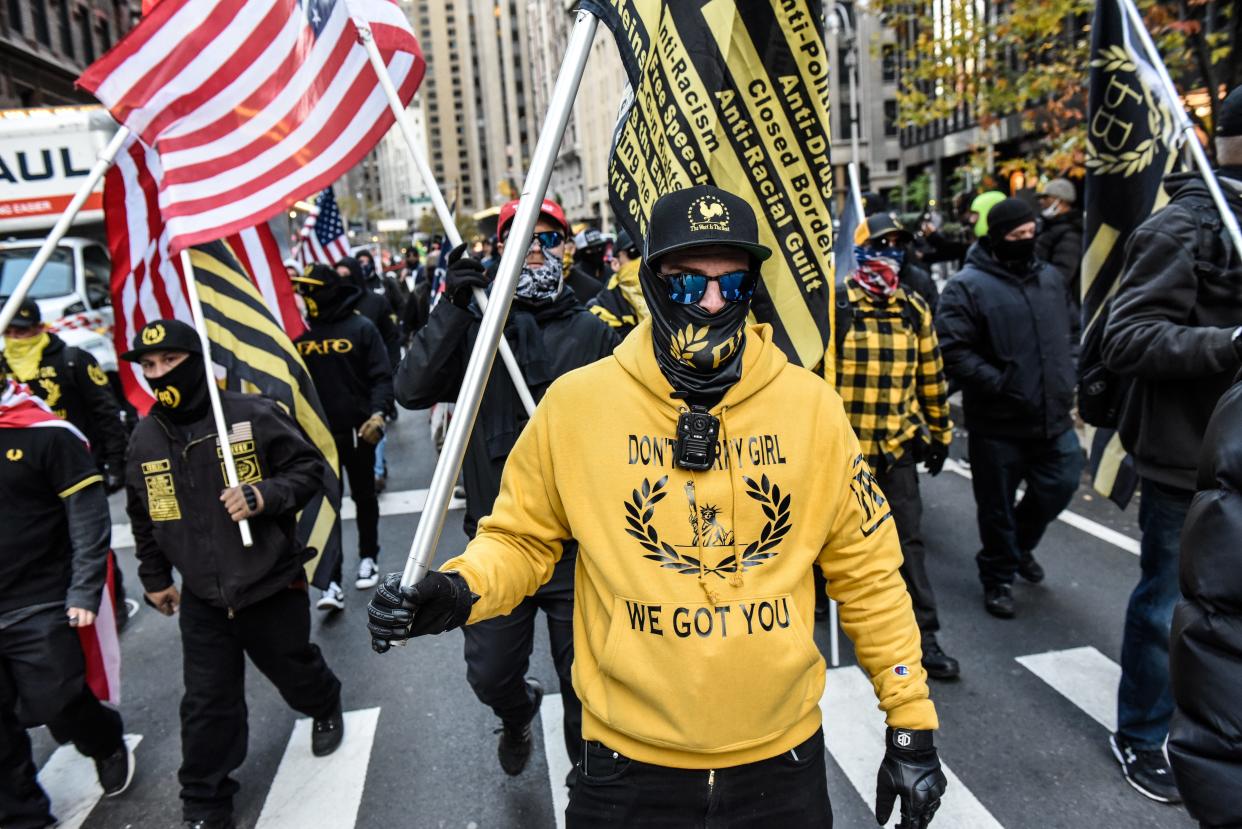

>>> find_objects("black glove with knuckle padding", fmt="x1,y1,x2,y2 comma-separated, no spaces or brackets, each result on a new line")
923,443,948,477
875,727,947,828
444,244,489,309
368,571,477,653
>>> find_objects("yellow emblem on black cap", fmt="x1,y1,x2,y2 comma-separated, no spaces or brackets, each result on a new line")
688,196,730,232
141,323,166,346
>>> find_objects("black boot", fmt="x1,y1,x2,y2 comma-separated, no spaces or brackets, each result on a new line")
1017,551,1046,583
921,640,961,680
497,678,544,775
983,584,1015,618
312,701,345,757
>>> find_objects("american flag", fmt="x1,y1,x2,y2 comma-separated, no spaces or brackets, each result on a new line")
296,187,352,267
78,0,424,253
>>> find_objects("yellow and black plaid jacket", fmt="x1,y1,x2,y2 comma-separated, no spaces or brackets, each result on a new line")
834,282,952,472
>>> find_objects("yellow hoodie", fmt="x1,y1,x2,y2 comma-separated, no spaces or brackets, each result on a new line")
441,320,937,769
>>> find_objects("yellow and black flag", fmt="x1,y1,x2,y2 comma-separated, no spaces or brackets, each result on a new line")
187,240,343,588
578,0,835,370
1081,0,1180,508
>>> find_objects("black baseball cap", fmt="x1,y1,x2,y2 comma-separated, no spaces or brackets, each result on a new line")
6,299,41,329
289,263,340,294
120,318,202,362
644,185,772,265
862,213,913,244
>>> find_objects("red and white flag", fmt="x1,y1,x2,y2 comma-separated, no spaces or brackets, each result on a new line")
296,187,352,267
0,380,122,705
106,135,306,412
79,0,424,252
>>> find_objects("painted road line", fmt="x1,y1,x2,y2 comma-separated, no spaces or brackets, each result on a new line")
1016,646,1120,732
110,489,466,549
540,693,572,829
40,733,142,829
254,707,381,829
822,667,1004,828
943,458,1141,556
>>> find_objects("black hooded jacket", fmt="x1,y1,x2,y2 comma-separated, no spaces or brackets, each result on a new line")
125,390,327,612
935,242,1078,439
1101,170,1242,491
1034,208,1084,302
1168,376,1242,828
337,257,402,368
294,284,394,434
395,289,616,536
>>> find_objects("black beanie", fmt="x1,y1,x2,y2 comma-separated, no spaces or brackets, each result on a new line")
1218,85,1242,137
986,198,1037,240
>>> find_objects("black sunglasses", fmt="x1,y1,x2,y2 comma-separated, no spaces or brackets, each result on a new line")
658,270,757,305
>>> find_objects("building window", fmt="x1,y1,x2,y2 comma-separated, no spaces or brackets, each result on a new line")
884,100,898,137
58,0,73,57
7,0,23,34
98,17,111,51
885,158,900,172
32,2,51,45
882,45,897,83
79,10,95,62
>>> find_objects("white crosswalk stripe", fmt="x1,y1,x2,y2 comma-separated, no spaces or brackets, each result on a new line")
1016,646,1121,732
822,667,1005,828
540,693,572,829
38,733,142,829
254,707,381,829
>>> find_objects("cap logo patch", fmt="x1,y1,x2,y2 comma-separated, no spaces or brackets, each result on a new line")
5,448,22,462
141,324,166,346
689,196,730,232
156,385,182,408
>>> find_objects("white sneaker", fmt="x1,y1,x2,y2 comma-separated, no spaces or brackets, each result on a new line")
355,557,380,590
317,582,345,611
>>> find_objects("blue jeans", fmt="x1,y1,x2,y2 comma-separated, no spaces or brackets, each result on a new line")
373,434,387,479
968,428,1085,587
1116,478,1191,748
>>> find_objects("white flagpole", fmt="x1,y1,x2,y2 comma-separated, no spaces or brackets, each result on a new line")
0,125,130,333
179,248,254,547
382,10,598,628
1116,0,1242,253
351,17,538,417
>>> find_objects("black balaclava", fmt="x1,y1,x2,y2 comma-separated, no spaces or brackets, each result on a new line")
149,352,211,424
336,256,367,290
639,186,771,408
301,263,362,322
985,197,1039,272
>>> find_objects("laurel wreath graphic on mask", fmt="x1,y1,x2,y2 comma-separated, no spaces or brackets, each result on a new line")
1084,46,1168,178
625,474,792,578
670,324,710,366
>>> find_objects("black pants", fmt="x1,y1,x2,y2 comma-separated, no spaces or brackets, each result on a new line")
566,728,831,828
463,553,581,763
178,587,340,821
332,431,379,584
968,429,1084,587
0,605,124,829
877,461,940,644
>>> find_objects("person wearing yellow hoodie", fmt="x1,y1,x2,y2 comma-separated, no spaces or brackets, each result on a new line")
369,186,947,827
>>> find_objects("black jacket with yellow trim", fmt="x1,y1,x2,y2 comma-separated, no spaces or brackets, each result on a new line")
124,390,327,612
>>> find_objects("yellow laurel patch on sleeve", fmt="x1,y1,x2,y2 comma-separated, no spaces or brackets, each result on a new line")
87,363,110,386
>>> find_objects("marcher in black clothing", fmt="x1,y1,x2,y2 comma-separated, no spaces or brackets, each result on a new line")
335,256,402,369
935,198,1083,620
587,228,647,340
0,379,132,829
1034,178,1083,301
291,266,394,608
354,248,407,320
121,320,342,829
858,213,940,311
1168,374,1242,828
395,197,615,778
568,226,608,301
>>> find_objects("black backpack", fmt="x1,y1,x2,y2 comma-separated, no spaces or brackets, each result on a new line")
1078,193,1232,428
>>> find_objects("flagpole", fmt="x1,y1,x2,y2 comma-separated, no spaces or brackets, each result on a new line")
0,125,130,334
377,10,598,643
178,248,254,547
350,15,537,418
1116,0,1242,253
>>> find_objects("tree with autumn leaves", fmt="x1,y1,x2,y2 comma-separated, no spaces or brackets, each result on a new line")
873,0,1238,180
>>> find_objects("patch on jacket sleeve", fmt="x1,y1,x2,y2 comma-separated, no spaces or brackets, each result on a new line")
849,453,892,536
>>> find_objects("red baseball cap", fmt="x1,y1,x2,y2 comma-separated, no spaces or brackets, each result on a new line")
497,197,569,240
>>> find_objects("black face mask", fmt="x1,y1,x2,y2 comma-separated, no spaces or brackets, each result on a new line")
990,236,1037,271
148,353,211,424
639,260,749,408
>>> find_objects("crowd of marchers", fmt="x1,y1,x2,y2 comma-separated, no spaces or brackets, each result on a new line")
2,88,1241,829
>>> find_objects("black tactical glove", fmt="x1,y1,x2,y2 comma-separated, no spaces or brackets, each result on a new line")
367,571,476,653
103,465,126,494
875,728,947,828
923,443,948,477
444,244,488,309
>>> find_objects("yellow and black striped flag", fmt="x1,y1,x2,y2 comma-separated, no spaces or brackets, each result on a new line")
578,0,835,370
187,240,342,587
1081,0,1180,508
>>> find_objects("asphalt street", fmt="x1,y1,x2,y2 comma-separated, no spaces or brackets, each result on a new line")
28,408,1197,829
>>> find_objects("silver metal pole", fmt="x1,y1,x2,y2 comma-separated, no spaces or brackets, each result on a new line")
1117,0,1242,252
351,20,537,416
179,248,254,547
0,126,129,333
847,162,865,219
397,10,599,592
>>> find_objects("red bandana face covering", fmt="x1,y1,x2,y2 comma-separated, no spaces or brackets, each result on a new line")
853,254,900,300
